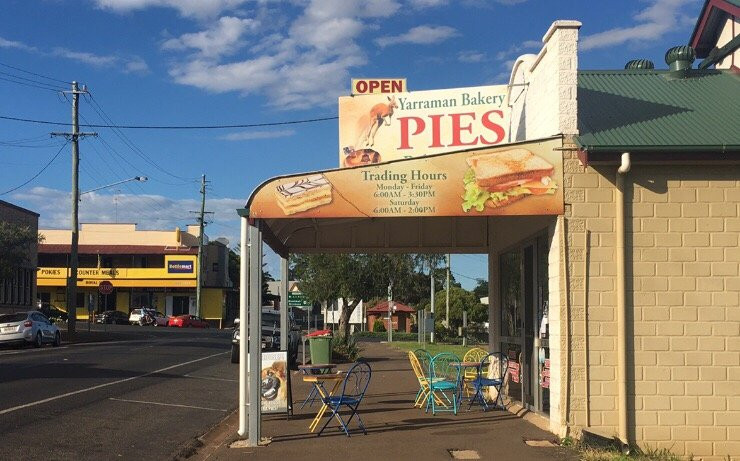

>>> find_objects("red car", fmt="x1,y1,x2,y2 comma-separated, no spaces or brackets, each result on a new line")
167,315,209,328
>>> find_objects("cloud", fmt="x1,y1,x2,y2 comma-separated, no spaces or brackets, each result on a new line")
94,0,250,19
164,0,406,110
458,50,486,63
219,129,295,141
51,47,150,74
409,0,447,7
581,0,696,51
15,186,242,242
0,36,37,52
162,16,259,58
375,25,458,47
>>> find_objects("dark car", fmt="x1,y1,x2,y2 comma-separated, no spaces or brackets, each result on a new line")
36,302,68,323
95,310,129,324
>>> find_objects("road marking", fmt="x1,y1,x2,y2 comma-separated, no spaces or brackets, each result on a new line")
109,398,227,412
0,351,227,415
0,346,69,356
184,374,238,382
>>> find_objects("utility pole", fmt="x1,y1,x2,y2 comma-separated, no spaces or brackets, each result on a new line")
387,282,393,343
445,253,450,331
52,81,96,338
195,174,208,318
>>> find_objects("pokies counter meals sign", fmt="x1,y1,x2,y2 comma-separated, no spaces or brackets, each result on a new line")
338,84,509,168
248,137,563,219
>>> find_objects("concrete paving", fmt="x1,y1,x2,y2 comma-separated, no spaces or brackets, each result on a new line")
190,341,576,461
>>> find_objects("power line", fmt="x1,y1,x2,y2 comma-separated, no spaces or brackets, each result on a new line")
85,92,198,182
0,113,338,130
0,61,70,85
0,75,63,93
450,269,484,282
0,141,68,195
0,70,67,91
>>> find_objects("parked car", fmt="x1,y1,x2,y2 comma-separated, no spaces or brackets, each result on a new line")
168,314,209,328
0,311,61,347
152,312,169,327
230,309,300,365
95,310,129,324
36,302,68,323
129,308,156,325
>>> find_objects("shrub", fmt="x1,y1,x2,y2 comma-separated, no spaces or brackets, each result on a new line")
373,319,386,332
332,335,362,362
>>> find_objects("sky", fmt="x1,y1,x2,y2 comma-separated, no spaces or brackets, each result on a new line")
0,0,702,288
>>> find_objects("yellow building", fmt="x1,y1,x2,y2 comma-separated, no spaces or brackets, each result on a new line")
37,223,233,325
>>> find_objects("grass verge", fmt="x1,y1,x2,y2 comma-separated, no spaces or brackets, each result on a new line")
561,437,686,461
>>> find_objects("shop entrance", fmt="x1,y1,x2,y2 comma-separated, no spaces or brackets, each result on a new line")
172,296,190,316
499,233,550,415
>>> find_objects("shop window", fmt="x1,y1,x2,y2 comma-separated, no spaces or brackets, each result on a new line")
76,292,85,308
500,250,522,338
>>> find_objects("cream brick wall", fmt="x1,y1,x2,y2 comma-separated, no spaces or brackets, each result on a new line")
564,156,740,459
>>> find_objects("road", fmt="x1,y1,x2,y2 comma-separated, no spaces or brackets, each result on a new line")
0,325,237,460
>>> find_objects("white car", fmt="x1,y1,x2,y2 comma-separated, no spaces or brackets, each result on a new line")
129,308,156,325
152,311,169,327
0,311,61,347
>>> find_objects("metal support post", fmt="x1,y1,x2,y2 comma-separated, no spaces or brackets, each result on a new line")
280,257,288,352
387,283,393,342
248,221,263,446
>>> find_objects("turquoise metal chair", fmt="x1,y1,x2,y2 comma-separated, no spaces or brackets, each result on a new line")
428,352,461,415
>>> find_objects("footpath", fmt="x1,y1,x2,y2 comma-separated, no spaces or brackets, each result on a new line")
185,341,576,461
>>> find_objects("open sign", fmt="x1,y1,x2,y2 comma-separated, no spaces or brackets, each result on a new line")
352,78,406,95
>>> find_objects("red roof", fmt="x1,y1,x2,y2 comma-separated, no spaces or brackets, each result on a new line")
366,301,415,314
39,244,198,255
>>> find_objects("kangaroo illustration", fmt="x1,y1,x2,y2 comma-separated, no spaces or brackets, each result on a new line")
359,95,397,147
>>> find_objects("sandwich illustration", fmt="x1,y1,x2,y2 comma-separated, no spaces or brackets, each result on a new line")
462,148,557,212
275,174,333,215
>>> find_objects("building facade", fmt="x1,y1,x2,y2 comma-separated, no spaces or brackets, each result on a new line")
489,11,739,459
37,223,232,324
0,200,39,314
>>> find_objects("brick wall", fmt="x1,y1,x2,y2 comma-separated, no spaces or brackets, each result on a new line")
564,155,740,458
0,201,39,312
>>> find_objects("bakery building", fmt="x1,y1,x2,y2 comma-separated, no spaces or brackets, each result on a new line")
0,200,39,315
235,7,739,458
37,223,233,325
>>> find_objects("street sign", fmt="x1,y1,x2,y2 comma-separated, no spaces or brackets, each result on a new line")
98,281,113,295
287,292,309,307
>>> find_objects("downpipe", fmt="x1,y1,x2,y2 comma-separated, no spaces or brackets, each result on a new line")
615,152,630,447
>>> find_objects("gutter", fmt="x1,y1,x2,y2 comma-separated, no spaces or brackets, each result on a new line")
615,153,631,448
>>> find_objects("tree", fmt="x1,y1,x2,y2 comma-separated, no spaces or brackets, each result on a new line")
0,223,41,280
227,245,274,299
291,253,416,339
473,279,488,300
433,286,486,331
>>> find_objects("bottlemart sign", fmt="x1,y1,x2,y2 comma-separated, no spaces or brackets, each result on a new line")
247,137,563,218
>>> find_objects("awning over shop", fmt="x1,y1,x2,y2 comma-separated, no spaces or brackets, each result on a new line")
245,136,564,256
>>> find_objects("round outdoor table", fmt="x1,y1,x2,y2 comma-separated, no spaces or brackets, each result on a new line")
450,361,482,403
302,372,346,432
298,364,337,410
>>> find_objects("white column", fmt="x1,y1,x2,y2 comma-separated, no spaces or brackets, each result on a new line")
238,213,248,437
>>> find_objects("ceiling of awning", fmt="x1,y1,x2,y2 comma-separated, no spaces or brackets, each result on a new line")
257,214,555,257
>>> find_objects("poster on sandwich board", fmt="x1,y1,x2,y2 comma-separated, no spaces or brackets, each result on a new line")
248,137,563,218
338,84,509,168
260,350,291,414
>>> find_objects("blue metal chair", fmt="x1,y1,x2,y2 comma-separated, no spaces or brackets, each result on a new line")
468,352,508,411
428,353,461,415
317,360,372,437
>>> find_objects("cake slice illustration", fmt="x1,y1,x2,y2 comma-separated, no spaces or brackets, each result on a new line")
275,174,333,215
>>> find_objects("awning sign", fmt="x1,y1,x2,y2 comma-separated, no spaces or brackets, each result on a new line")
248,137,563,218
338,84,509,167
